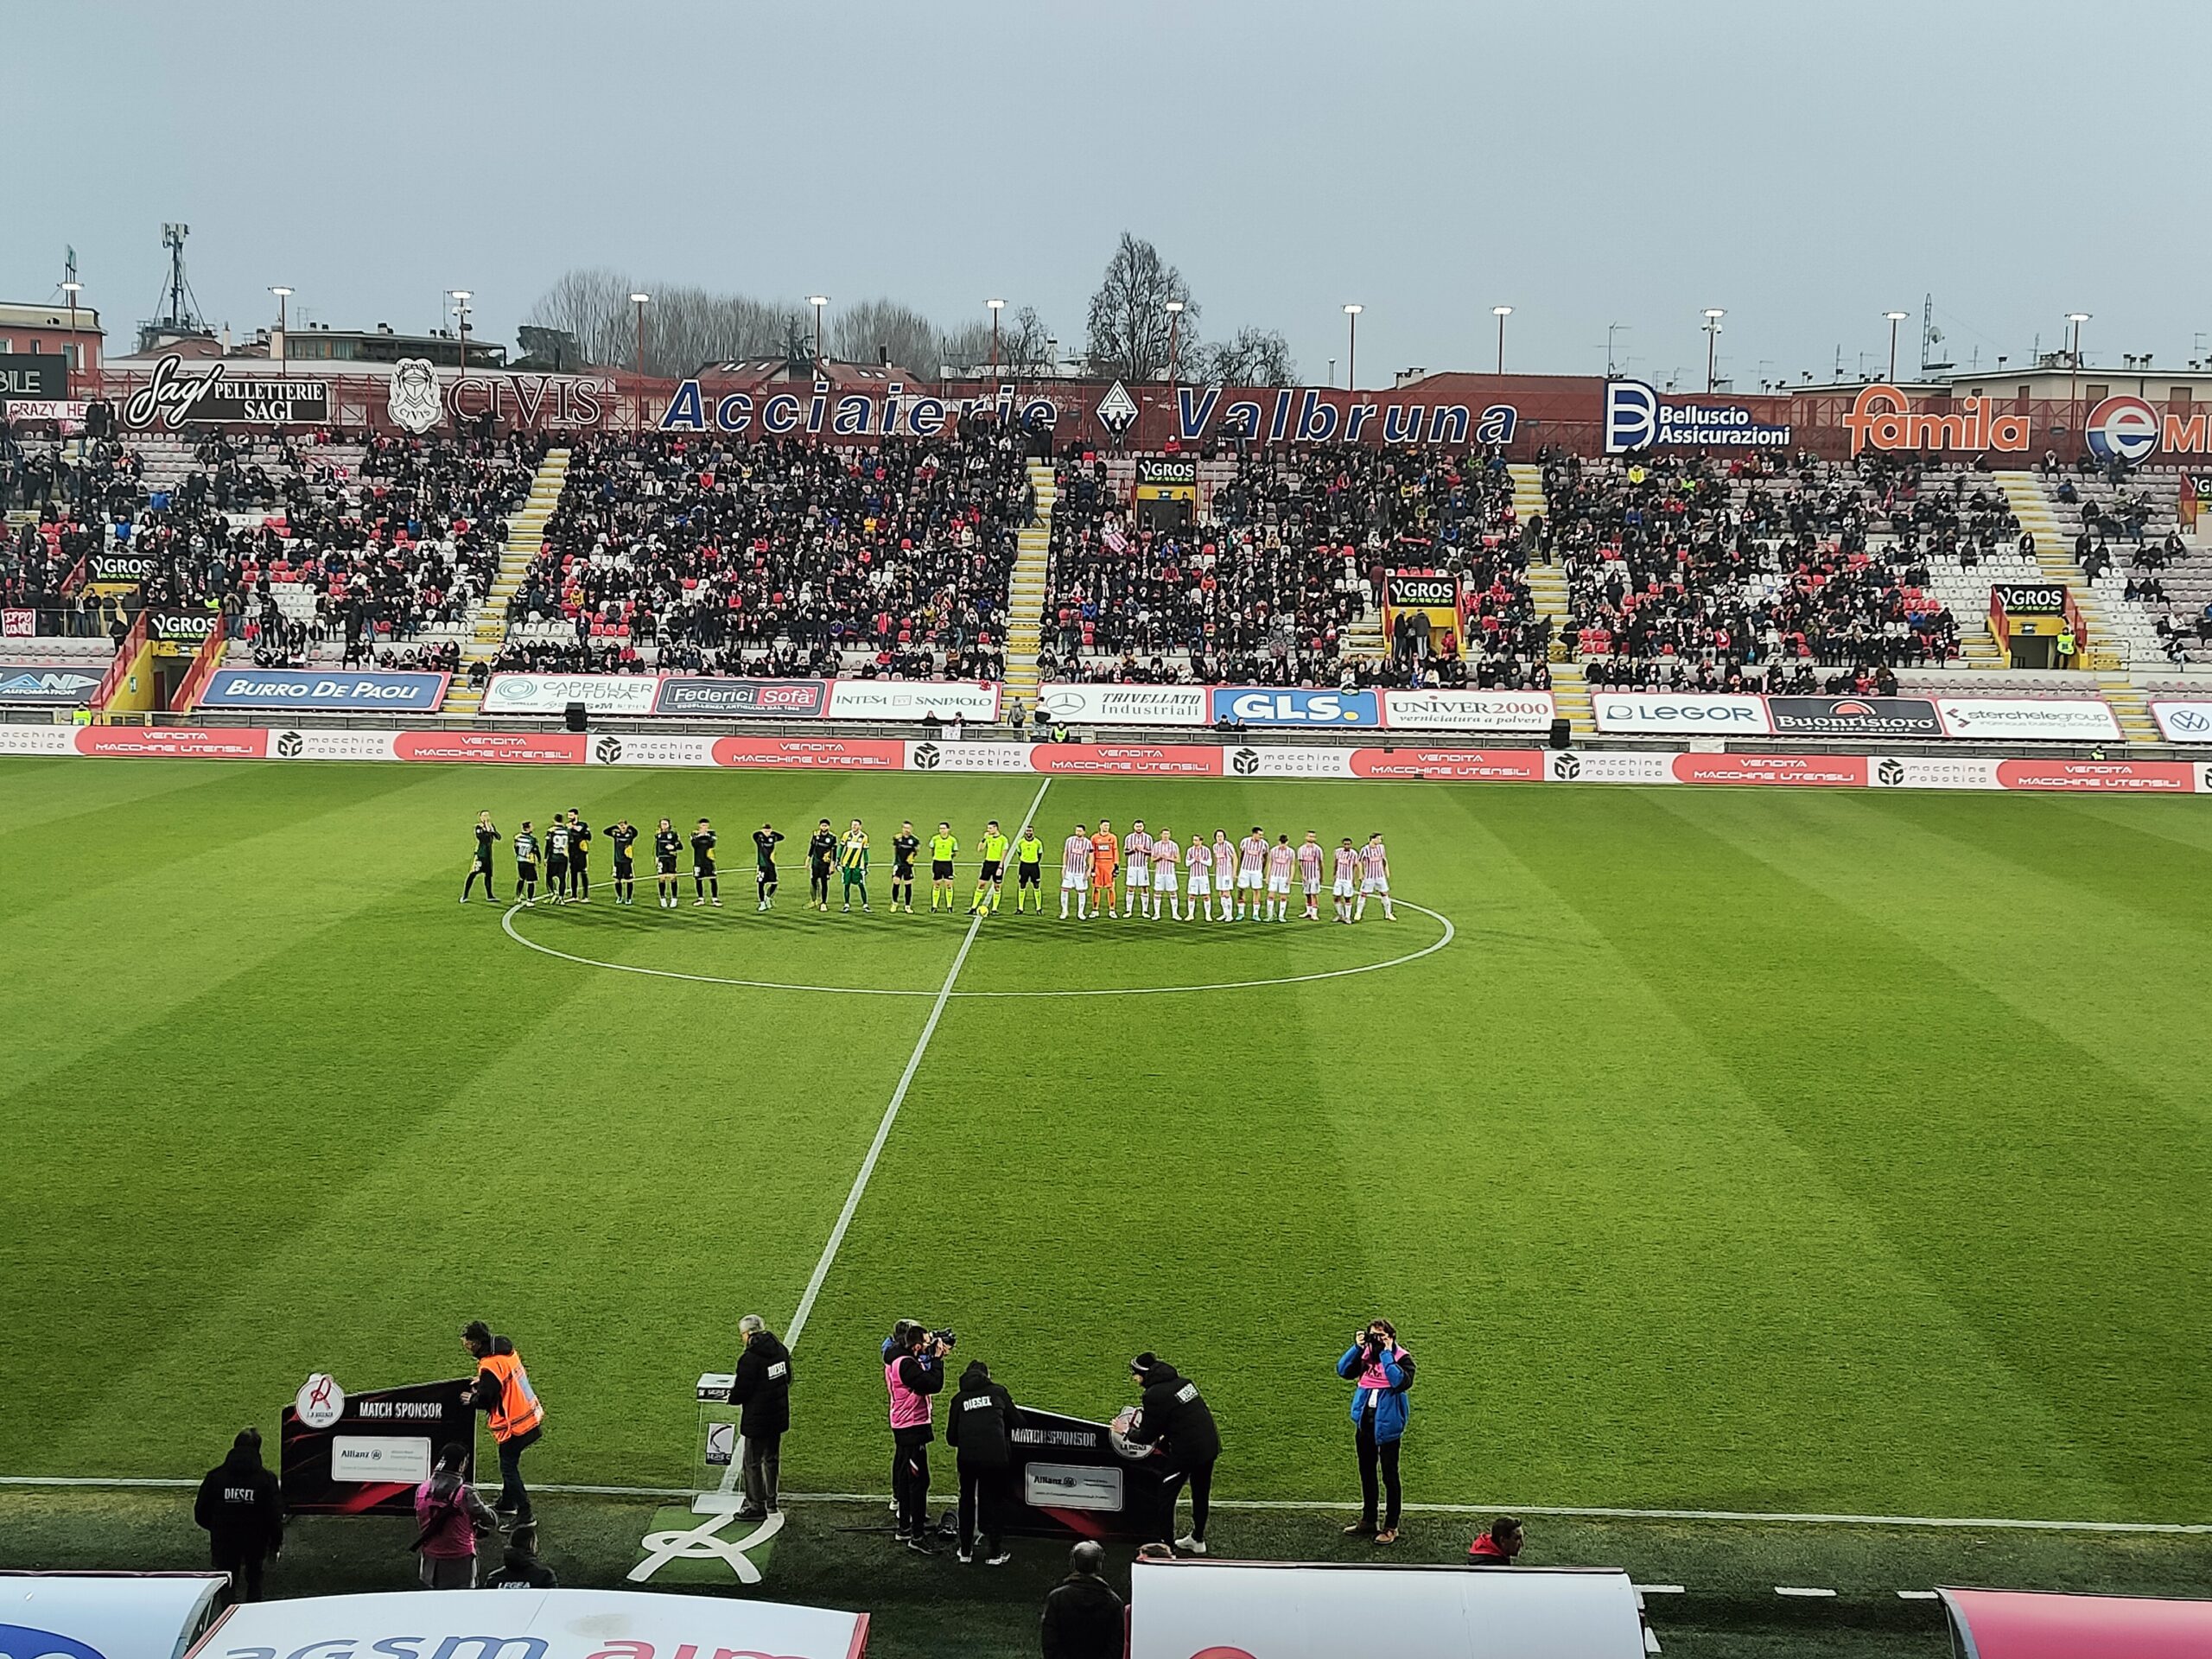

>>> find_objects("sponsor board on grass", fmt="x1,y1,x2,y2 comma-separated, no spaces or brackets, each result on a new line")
652,677,826,719
1350,747,1545,781
1934,696,2120,742
1671,753,1872,787
905,740,1035,773
1378,688,1556,733
0,726,78,755
391,730,588,764
1547,750,1677,785
1765,696,1941,738
1028,744,1225,776
1034,683,1211,727
709,736,903,770
267,729,404,762
481,673,662,716
1992,758,2197,792
1868,754,2006,790
2150,700,2212,742
823,678,1000,722
1591,692,1770,735
1227,745,1357,779
198,669,450,712
586,733,720,767
74,727,270,759
0,663,105,705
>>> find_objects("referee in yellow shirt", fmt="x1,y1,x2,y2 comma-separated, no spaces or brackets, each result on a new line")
970,820,1011,915
929,823,959,912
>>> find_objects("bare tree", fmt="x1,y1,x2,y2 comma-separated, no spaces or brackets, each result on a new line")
1004,305,1054,377
1200,327,1298,387
938,321,995,377
525,270,803,376
1085,233,1197,383
833,299,940,375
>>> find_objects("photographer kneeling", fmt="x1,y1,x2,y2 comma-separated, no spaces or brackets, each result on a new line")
947,1357,1018,1566
885,1322,950,1552
1338,1319,1414,1545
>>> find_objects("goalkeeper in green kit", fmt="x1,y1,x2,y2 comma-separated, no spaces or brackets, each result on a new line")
839,818,871,913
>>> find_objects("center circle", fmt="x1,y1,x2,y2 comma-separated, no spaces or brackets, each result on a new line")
499,900,1456,999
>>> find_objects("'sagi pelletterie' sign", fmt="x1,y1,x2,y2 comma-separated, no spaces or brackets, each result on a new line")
122,355,331,429
661,378,1521,447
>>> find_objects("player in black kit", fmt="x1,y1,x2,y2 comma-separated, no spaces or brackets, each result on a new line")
608,817,639,905
513,821,540,906
543,815,570,905
463,811,499,903
753,823,785,912
692,817,721,907
565,810,592,901
807,819,837,912
890,820,920,912
654,817,683,909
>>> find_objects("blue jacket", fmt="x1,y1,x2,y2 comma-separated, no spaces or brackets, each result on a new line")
1338,1343,1414,1442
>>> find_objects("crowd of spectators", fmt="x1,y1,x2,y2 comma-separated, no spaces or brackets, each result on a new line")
1541,450,1977,689
1038,445,1535,688
506,423,1030,683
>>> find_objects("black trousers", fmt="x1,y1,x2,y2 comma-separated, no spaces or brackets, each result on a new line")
893,1427,932,1535
741,1429,782,1515
1356,1420,1402,1529
957,1459,1007,1554
210,1539,266,1601
1156,1453,1215,1543
496,1424,541,1518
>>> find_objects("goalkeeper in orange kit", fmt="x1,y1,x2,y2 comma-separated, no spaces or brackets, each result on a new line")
1088,818,1120,921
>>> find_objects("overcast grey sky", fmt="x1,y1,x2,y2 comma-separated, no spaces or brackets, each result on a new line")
8,0,2203,386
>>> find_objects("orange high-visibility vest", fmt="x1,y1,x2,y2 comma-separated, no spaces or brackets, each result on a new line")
480,1350,543,1441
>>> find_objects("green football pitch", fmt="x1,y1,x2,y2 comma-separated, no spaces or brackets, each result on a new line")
3,755,2209,1529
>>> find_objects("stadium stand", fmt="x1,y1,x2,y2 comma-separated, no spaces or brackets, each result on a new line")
493,427,1030,682
1036,445,1537,687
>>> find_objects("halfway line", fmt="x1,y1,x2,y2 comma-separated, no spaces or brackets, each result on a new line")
782,774,1052,1351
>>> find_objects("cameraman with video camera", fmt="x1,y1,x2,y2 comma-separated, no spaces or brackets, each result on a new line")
885,1321,951,1552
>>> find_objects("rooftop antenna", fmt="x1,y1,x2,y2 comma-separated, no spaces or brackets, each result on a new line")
1919,292,1951,373
139,222,212,353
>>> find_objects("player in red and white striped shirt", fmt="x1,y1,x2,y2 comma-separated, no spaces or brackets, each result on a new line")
1123,820,1154,918
1236,828,1268,922
1211,830,1236,922
1150,830,1182,921
1264,835,1296,922
1297,831,1325,921
1060,825,1094,919
1357,833,1394,922
1331,839,1361,925
1185,836,1215,924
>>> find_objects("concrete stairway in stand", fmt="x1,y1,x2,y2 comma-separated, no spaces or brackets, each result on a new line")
1508,462,1548,530
1521,559,1592,737
1000,461,1057,713
1995,469,2122,669
447,447,570,715
2098,675,2162,745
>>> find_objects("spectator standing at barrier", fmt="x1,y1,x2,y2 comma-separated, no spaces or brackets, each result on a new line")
194,1427,283,1601
731,1313,792,1521
1039,1541,1125,1659
461,1319,545,1526
1127,1351,1222,1555
1467,1515,1525,1566
887,1324,950,1551
412,1441,498,1589
946,1357,1018,1565
1338,1319,1414,1545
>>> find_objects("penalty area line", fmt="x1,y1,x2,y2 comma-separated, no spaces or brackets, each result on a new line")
0,1476,2204,1534
781,773,1053,1354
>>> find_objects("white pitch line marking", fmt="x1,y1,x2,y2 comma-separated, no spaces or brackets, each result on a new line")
1897,1590,1941,1600
782,774,1052,1352
1777,1586,1839,1598
502,896,1455,999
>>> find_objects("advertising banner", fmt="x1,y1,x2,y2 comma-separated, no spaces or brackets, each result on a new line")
906,739,1037,773
1544,750,1678,785
481,673,662,717
145,607,221,646
584,733,720,767
1591,692,1770,735
1224,745,1358,779
87,550,161,585
195,1592,869,1659
0,352,68,400
1934,697,2120,742
1765,696,1941,738
1380,689,1555,733
266,729,405,762
1130,1562,1646,1659
1989,582,2069,616
1868,755,2006,790
823,679,1001,723
1671,753,1872,786
653,677,827,719
0,1573,227,1659
279,1376,474,1517
120,355,331,429
1605,378,1792,452
1209,686,1381,728
0,727,79,755
1350,747,1546,781
198,669,450,713
1030,744,1226,776
73,727,272,759
0,398,88,426
391,730,588,764
709,735,904,770
2150,700,2212,742
1382,572,1460,609
1035,683,1211,727
1992,758,2197,792
0,662,105,705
